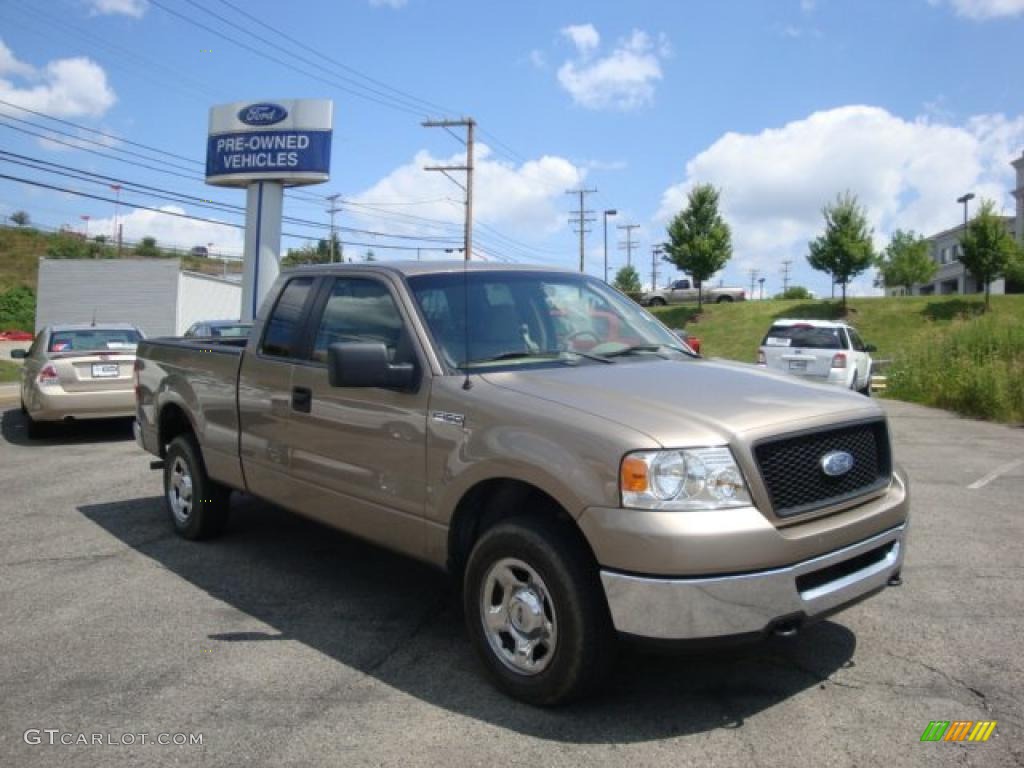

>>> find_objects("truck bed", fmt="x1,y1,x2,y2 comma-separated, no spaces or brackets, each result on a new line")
135,336,247,490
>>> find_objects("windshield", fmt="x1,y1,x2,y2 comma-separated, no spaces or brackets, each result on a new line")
763,324,845,350
48,329,142,352
407,271,685,369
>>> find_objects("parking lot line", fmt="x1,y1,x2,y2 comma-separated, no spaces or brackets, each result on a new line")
967,458,1024,490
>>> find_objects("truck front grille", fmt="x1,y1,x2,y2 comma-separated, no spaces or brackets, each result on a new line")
754,420,891,518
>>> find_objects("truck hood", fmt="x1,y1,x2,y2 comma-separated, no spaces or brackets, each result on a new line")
481,357,882,447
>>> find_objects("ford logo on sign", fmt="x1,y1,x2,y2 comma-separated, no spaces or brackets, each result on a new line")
238,103,288,126
821,450,855,477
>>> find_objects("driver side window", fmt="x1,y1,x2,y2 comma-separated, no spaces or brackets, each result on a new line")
309,278,414,365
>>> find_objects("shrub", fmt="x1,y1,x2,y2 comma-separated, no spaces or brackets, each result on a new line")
0,285,36,331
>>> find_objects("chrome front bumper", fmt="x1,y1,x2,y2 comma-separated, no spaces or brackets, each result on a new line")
601,523,905,640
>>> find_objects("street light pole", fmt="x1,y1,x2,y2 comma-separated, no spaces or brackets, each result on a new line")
956,192,975,294
110,184,121,241
80,215,90,238
602,209,617,283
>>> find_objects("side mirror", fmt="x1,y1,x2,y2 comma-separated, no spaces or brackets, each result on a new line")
10,349,26,359
864,343,877,353
327,342,416,391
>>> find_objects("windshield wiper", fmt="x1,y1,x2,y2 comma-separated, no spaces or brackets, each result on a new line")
599,343,689,359
464,349,613,366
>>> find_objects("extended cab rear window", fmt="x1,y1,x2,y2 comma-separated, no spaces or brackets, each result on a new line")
48,329,141,352
261,277,315,358
762,325,845,350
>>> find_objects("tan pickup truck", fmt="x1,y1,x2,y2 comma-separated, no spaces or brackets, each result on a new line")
134,262,908,706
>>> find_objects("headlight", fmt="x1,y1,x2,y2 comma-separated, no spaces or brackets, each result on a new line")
620,447,752,510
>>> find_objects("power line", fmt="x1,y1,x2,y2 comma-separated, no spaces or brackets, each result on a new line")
0,172,456,253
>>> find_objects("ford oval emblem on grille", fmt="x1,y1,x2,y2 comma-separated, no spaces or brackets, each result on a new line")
238,103,288,126
821,450,854,477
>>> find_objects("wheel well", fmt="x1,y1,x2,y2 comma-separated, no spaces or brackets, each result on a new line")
447,478,596,579
158,403,194,456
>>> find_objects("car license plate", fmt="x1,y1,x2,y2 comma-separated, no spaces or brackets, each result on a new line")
788,360,807,372
92,363,119,378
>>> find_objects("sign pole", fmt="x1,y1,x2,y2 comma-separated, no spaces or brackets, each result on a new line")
241,181,283,322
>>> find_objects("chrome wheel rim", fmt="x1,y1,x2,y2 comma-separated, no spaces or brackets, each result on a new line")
168,456,194,525
480,557,557,676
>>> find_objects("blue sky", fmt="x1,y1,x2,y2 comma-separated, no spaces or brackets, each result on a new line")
1,0,1022,296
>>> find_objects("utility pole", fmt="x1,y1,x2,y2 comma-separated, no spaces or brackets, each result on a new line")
423,117,475,261
617,223,640,268
326,193,342,263
781,259,793,295
566,188,597,272
651,243,666,291
748,268,759,298
758,276,765,300
602,209,617,283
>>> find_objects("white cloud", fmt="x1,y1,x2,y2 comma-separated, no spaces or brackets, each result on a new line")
527,49,547,69
556,27,667,111
932,0,1024,18
87,206,244,256
0,40,34,78
349,145,583,251
655,106,1024,289
87,0,147,18
369,0,407,8
561,23,601,56
0,40,116,118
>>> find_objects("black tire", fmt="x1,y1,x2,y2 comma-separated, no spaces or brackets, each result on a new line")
163,434,231,540
858,372,872,397
463,515,615,706
715,295,733,303
648,297,666,307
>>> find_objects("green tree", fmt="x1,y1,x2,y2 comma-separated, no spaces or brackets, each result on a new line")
876,229,936,295
807,192,876,313
10,210,30,227
46,234,90,259
364,249,376,262
960,198,1021,310
663,184,732,310
0,285,35,331
612,264,642,295
281,234,342,267
774,285,812,300
134,236,161,258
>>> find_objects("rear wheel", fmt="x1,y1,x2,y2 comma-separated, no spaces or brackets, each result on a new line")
463,515,615,706
164,434,231,540
715,295,734,303
24,412,50,439
648,297,666,307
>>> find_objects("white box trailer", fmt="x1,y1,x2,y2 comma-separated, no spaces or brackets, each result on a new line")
36,259,241,337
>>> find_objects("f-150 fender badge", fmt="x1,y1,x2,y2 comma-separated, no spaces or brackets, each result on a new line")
431,411,466,427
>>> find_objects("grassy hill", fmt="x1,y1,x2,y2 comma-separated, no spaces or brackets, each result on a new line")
652,295,1024,422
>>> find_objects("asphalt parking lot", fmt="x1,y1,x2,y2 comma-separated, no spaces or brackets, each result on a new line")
0,399,1021,767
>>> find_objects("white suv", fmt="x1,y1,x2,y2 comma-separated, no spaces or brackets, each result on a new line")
757,319,875,395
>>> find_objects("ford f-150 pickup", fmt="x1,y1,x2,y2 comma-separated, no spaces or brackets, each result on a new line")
134,262,908,706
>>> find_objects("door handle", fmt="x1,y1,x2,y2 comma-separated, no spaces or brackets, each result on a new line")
291,386,312,413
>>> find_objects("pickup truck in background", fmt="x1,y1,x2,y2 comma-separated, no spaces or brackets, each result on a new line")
643,278,746,306
134,262,908,706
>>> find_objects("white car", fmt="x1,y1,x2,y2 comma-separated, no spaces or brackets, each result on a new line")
757,319,875,395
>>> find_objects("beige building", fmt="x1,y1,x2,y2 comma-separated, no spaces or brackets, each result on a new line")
887,150,1023,296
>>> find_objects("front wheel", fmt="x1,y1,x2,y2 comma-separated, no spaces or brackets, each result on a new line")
463,515,615,706
715,295,734,303
163,434,231,540
648,297,666,307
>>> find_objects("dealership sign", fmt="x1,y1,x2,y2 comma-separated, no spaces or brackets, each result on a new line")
205,99,333,187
